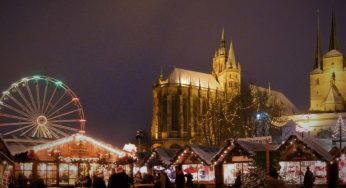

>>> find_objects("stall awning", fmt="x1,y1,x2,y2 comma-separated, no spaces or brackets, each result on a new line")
278,134,333,161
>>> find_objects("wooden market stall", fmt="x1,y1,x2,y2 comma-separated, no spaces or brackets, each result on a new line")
0,136,15,187
212,139,277,187
143,148,179,182
13,133,132,187
172,144,219,185
277,134,333,186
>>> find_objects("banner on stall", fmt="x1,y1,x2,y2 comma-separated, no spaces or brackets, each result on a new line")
238,136,272,144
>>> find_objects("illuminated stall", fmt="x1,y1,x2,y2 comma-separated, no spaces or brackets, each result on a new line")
143,148,179,182
13,133,132,187
212,139,276,187
277,134,332,185
0,137,15,187
172,144,219,184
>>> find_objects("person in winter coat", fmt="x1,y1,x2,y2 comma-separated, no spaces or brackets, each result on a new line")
108,166,130,188
175,169,185,188
232,171,241,188
185,172,193,188
92,172,106,188
303,166,315,188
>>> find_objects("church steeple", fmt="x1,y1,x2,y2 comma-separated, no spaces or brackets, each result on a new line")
227,41,236,68
220,28,225,48
329,6,339,51
314,10,322,70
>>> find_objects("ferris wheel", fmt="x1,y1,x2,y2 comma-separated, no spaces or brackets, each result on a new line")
0,75,86,140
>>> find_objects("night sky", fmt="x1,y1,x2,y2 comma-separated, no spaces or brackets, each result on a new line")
0,1,345,146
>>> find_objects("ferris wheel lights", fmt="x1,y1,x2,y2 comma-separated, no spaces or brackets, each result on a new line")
55,81,63,87
1,75,85,139
2,91,9,96
72,97,79,101
11,83,19,87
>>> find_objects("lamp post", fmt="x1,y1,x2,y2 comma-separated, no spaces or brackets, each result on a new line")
256,112,270,136
136,130,144,152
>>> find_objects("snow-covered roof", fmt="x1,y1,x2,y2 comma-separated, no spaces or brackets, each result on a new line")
14,133,127,157
155,148,180,166
252,85,299,115
166,68,221,90
324,49,343,58
187,144,220,165
237,140,278,153
278,134,333,161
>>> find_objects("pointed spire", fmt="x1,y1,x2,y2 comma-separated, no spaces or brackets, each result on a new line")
220,28,226,48
314,10,322,70
159,67,164,80
329,5,339,51
227,41,236,68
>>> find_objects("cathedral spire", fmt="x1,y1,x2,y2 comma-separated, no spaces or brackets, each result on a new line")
227,41,236,68
314,10,322,70
220,28,226,49
329,5,339,51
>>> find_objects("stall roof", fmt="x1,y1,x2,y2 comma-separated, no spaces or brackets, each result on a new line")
155,148,180,166
187,144,220,165
0,136,14,164
237,140,278,153
14,133,127,157
213,139,278,162
278,134,333,161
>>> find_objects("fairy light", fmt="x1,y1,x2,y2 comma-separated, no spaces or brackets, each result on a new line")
21,78,29,82
11,83,18,87
55,80,63,87
2,91,9,96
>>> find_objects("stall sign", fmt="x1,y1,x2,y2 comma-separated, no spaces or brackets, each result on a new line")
232,156,252,162
69,145,89,155
238,136,272,144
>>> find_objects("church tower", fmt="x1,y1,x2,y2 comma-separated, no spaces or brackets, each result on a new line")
310,9,346,112
212,29,241,95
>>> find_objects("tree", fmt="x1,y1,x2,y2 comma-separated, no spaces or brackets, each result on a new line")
332,115,346,149
195,83,284,146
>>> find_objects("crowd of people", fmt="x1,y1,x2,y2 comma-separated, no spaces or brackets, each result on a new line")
8,165,316,188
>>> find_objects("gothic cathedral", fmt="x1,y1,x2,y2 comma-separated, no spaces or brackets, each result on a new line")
151,30,241,148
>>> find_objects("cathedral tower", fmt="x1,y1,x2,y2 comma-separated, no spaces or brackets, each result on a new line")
212,29,241,95
310,9,346,112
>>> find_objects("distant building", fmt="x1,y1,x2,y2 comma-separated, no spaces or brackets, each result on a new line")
151,30,296,148
281,8,346,136
310,8,346,112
